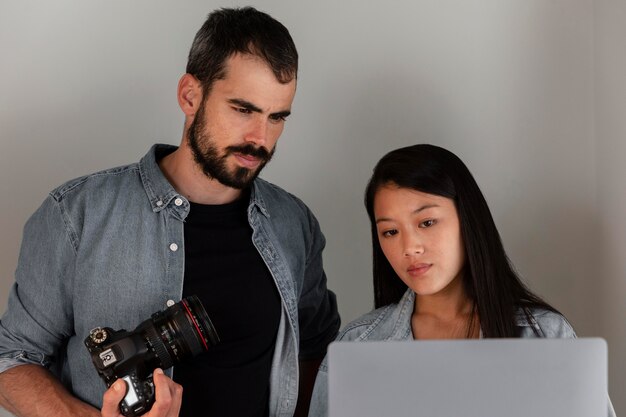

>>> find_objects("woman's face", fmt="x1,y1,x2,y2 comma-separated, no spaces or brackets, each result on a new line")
373,184,466,298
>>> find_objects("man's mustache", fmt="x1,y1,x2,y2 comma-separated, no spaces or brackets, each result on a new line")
226,144,273,160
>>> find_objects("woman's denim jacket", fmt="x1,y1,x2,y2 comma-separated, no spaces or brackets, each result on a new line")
0,144,340,417
308,289,616,417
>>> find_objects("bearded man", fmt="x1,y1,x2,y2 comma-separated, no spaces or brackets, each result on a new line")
0,7,340,417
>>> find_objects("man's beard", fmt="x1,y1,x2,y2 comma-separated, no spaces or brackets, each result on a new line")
188,105,275,190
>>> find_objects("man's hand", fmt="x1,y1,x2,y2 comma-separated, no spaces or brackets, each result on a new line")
101,369,183,417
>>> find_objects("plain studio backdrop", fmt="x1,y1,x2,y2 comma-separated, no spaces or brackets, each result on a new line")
0,0,624,415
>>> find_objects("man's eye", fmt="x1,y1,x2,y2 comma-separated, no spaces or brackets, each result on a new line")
235,107,252,114
419,219,436,228
269,114,287,123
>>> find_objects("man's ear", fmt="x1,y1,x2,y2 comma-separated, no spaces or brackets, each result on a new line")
177,73,203,116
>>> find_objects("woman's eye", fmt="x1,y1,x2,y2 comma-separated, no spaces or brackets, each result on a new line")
381,229,398,238
419,219,436,228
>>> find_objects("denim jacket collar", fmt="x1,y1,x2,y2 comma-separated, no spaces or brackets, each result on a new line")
139,144,271,219
139,144,182,213
394,289,544,337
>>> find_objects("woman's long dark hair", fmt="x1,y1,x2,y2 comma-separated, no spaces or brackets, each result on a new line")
365,144,558,337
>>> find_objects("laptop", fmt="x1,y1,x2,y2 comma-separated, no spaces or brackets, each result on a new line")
328,338,607,417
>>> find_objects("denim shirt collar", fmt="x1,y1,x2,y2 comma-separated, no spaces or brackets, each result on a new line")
139,144,186,214
249,181,271,218
395,288,541,337
139,144,271,219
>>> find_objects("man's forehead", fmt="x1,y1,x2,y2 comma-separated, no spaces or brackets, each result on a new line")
212,54,296,110
221,53,293,83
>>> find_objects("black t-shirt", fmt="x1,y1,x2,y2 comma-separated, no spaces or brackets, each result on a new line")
174,191,281,417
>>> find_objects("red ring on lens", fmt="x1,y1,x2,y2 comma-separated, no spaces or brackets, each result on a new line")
182,299,209,351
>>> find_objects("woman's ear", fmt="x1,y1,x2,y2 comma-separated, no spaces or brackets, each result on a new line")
177,73,203,117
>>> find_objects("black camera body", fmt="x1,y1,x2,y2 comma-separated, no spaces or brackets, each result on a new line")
85,296,219,417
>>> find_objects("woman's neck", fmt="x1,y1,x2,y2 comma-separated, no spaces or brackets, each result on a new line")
412,280,479,339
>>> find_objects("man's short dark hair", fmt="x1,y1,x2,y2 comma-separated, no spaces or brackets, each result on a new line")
186,7,298,95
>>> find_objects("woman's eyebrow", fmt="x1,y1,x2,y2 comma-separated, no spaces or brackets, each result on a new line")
412,204,439,214
376,204,440,224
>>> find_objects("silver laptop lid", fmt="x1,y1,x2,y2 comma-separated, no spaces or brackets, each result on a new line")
328,338,607,417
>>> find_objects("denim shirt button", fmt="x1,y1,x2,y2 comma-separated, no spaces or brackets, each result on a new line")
166,299,175,307
169,243,178,252
174,198,183,207
156,200,163,207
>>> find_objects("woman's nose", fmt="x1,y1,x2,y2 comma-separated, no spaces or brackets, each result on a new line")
403,233,424,257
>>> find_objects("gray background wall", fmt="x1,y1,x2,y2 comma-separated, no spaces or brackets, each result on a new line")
0,0,623,415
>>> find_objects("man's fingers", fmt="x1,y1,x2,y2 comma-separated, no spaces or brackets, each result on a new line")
100,370,182,417
149,368,183,417
150,369,173,414
101,379,126,417
168,380,183,417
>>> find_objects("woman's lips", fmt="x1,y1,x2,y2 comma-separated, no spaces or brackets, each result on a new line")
407,263,431,277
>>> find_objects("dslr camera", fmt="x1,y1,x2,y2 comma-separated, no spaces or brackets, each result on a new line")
85,295,219,417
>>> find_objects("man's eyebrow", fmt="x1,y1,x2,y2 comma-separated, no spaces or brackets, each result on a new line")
270,110,291,119
228,98,291,118
228,98,263,113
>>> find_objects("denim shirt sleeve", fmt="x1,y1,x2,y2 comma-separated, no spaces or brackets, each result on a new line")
308,363,329,417
296,205,340,361
0,194,76,373
307,306,394,417
521,308,577,338
524,309,617,417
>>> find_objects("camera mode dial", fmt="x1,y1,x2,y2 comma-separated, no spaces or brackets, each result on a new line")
89,327,108,344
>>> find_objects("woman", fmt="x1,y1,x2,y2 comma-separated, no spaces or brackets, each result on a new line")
307,144,615,416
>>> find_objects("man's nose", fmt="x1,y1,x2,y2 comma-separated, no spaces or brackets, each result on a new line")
244,117,268,146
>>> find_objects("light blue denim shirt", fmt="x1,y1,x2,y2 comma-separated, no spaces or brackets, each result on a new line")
308,289,615,417
0,144,340,417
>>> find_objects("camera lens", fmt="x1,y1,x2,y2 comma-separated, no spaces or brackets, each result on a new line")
147,295,220,367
